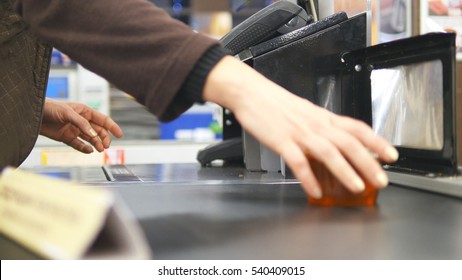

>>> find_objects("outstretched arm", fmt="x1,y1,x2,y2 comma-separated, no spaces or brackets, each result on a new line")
40,98,124,153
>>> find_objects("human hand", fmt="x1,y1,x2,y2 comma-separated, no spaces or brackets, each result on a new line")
203,56,399,199
40,98,123,153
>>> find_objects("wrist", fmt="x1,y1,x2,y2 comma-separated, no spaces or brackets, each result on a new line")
203,56,262,112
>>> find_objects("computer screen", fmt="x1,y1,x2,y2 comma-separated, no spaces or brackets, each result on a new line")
371,59,444,150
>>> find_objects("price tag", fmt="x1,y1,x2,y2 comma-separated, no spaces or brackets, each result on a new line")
0,168,150,259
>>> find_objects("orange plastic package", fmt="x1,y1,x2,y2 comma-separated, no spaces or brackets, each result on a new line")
307,159,379,207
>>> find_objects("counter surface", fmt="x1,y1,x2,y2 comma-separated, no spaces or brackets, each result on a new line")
1,163,462,259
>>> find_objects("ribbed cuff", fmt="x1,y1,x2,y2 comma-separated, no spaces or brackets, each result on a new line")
176,44,230,104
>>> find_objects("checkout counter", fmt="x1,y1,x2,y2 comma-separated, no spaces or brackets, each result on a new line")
2,1,462,260
1,162,462,259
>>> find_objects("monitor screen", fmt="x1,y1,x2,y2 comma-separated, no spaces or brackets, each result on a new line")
371,59,444,150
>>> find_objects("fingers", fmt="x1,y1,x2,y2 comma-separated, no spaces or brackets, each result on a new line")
280,142,323,199
300,133,368,193
86,109,124,139
63,110,103,147
315,127,388,190
93,123,112,149
66,105,124,152
61,124,108,154
331,116,399,163
78,123,112,152
56,126,94,154
42,99,124,154
78,131,104,152
300,115,398,193
81,116,123,152
268,107,398,196
68,137,94,154
302,116,397,192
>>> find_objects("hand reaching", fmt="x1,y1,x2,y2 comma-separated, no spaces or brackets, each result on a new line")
40,98,124,153
203,56,399,198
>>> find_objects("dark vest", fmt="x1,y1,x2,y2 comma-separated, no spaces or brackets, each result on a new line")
0,0,51,169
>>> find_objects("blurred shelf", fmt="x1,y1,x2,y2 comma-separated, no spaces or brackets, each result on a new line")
109,88,160,140
24,137,215,167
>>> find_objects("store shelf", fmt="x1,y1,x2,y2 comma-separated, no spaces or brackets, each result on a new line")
21,137,214,168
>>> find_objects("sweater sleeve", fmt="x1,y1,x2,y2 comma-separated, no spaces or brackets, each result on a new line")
163,45,230,121
10,0,223,121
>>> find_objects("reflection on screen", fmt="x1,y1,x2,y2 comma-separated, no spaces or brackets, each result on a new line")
316,74,341,113
371,60,443,150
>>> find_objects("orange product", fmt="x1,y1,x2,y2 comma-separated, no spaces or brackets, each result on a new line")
307,159,379,207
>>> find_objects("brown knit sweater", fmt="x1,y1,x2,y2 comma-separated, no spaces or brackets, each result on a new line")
9,0,226,121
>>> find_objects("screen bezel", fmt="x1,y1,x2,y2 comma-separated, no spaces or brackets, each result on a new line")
341,33,457,175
